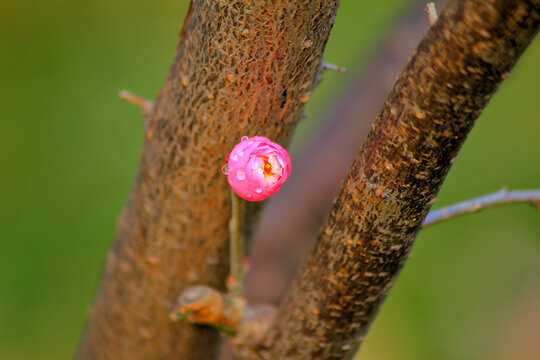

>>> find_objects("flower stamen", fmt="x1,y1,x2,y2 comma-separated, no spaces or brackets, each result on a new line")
260,156,276,177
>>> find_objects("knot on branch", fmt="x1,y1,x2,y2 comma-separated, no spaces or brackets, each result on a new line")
232,304,277,359
171,285,277,357
170,285,242,336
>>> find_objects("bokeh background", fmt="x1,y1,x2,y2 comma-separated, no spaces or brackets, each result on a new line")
1,0,539,359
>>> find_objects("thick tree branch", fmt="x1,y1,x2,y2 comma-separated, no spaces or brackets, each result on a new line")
256,0,540,359
247,0,449,307
423,188,540,228
77,1,340,359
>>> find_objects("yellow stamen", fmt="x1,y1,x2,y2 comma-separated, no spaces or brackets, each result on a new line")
260,156,276,178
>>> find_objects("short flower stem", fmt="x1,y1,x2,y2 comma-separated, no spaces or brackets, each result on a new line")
229,190,245,297
423,188,540,229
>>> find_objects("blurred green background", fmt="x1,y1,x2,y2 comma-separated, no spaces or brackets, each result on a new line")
1,0,538,359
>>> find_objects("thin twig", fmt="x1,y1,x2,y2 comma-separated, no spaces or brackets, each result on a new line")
423,188,540,229
425,2,438,25
119,90,154,118
170,191,249,337
228,190,245,297
322,62,347,73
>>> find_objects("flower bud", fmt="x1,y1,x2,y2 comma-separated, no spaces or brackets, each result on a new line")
225,136,291,201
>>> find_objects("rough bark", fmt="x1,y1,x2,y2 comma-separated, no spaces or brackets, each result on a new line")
247,0,449,307
77,1,340,359
257,0,540,359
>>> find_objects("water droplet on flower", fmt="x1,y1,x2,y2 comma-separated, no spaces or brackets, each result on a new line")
221,164,229,175
247,194,252,198
236,169,246,180
232,154,238,161
241,136,249,142
238,150,244,157
255,188,262,193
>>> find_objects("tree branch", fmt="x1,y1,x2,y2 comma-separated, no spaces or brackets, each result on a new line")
119,90,154,119
77,1,340,359
256,0,540,358
423,188,540,228
425,2,438,25
246,0,449,308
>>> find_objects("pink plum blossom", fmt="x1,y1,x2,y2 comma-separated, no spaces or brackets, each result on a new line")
225,136,291,201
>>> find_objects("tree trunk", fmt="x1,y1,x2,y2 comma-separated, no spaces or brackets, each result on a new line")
256,0,540,358
77,1,340,359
